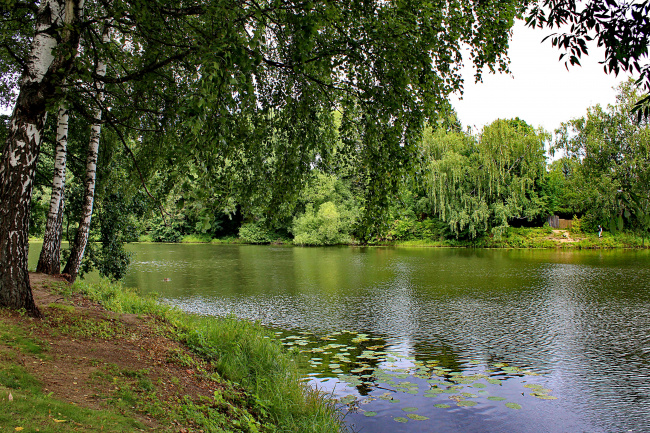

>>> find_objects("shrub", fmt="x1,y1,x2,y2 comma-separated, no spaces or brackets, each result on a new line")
238,222,278,244
292,202,350,246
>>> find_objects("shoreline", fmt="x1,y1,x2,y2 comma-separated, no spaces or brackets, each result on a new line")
129,227,648,250
0,274,343,432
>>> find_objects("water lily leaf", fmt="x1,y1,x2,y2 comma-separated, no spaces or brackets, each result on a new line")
407,390,418,394
461,393,478,398
394,417,409,423
434,404,451,408
402,407,418,412
505,402,522,410
486,379,502,385
389,399,401,403
471,383,487,388
456,400,478,407
407,414,429,420
523,384,543,389
487,396,506,401
364,411,377,417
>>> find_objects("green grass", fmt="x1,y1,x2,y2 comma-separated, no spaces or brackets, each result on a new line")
0,318,145,432
72,279,344,432
180,234,214,243
390,227,648,249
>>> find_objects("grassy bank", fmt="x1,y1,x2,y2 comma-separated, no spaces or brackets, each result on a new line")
388,227,648,249
0,275,343,433
137,226,648,249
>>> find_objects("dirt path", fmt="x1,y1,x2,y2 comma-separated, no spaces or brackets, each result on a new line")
3,273,226,430
549,229,577,243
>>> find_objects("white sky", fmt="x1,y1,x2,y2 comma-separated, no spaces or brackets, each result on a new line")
452,20,634,134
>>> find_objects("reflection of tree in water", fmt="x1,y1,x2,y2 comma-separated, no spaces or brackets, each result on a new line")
412,340,463,373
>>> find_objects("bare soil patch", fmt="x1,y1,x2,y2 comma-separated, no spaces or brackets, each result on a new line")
3,273,228,430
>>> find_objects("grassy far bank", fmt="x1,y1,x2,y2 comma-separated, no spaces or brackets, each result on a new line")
136,226,649,249
0,275,343,433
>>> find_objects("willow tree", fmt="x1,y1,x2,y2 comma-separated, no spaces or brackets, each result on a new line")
424,119,549,238
2,0,526,315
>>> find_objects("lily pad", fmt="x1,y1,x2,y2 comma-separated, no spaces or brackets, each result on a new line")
434,404,451,408
364,411,377,417
487,396,506,401
486,379,503,385
394,417,409,423
505,402,522,410
407,414,429,420
456,400,478,407
402,407,418,412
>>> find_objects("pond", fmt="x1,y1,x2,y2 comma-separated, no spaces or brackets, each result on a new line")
29,244,650,432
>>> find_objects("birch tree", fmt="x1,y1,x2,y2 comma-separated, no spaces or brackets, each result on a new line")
0,0,83,316
63,23,109,282
36,104,68,274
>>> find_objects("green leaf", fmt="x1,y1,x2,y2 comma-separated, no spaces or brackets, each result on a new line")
402,407,418,412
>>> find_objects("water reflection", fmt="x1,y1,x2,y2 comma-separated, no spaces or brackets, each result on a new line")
27,244,650,432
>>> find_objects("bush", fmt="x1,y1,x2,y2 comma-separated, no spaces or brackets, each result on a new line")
387,218,447,241
238,221,279,244
292,202,350,246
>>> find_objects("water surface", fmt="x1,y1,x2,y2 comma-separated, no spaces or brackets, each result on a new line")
29,244,650,432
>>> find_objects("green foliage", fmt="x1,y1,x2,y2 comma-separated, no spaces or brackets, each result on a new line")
292,172,360,246
387,218,448,242
423,119,549,238
238,222,282,244
555,80,650,239
149,214,188,243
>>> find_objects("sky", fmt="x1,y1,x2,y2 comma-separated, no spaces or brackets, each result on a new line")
452,20,634,134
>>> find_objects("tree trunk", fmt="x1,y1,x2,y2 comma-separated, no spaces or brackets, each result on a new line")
36,104,69,274
63,23,109,282
0,0,84,316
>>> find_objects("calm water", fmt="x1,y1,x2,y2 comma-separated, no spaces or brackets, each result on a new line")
29,244,650,432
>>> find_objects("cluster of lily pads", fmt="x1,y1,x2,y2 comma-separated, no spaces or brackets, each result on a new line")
274,329,557,423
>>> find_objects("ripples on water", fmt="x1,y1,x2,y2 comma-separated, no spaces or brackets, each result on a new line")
30,243,650,432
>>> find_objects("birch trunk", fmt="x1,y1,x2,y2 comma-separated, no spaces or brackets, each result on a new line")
63,24,109,282
0,0,84,316
36,104,69,274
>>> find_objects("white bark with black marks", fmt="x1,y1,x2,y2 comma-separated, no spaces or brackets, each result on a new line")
0,0,84,316
63,23,109,282
37,104,69,274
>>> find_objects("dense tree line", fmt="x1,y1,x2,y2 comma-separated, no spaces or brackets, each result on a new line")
22,81,648,268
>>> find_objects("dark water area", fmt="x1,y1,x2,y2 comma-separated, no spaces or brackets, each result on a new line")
29,244,650,432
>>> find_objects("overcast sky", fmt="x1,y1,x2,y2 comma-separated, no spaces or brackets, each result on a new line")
452,20,634,134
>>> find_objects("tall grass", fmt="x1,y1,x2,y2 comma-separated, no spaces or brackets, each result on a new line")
74,279,344,432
